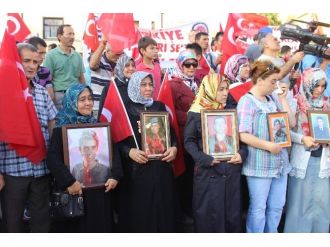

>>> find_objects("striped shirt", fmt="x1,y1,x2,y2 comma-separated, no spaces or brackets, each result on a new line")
0,82,57,177
237,93,291,178
90,53,115,113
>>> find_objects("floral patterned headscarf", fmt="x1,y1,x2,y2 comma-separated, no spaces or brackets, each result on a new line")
127,71,154,107
295,67,328,135
55,84,97,127
189,73,229,113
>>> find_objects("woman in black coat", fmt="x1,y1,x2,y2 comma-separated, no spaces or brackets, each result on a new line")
47,84,122,232
117,71,178,233
184,74,248,233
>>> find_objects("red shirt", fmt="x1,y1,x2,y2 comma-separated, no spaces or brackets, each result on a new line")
136,61,162,100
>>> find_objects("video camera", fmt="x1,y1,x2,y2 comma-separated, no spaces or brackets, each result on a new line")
280,20,330,59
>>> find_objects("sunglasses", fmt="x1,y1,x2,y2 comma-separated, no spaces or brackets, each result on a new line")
259,63,276,77
182,62,198,68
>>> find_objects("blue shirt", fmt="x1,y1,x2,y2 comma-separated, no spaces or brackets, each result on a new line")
0,82,57,177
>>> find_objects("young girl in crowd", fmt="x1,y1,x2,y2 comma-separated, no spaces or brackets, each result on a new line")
184,73,247,232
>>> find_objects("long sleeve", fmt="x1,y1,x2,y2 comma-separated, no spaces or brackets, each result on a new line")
238,142,248,163
184,112,213,167
46,128,76,190
110,143,123,180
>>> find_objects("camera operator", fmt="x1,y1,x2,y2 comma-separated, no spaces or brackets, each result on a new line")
258,32,305,84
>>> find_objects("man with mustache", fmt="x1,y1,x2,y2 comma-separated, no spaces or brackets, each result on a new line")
44,24,86,110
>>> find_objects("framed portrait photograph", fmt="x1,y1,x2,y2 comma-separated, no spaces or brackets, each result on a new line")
62,123,112,189
201,109,239,160
307,110,330,143
267,112,291,147
140,112,171,159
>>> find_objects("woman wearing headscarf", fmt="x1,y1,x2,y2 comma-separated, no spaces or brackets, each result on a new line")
117,71,178,233
184,74,247,232
284,68,330,232
169,49,200,220
47,83,122,232
224,54,252,109
97,54,136,120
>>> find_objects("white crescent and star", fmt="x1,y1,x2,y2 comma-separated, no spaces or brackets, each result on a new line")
237,18,247,31
85,19,95,37
7,15,21,35
228,27,236,46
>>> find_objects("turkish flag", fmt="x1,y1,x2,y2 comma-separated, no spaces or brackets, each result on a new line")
6,13,31,42
157,71,186,177
220,13,268,75
0,31,46,164
99,80,134,143
97,13,136,53
83,13,99,52
229,80,253,103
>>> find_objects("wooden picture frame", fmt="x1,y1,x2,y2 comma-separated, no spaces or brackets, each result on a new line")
62,122,112,189
307,110,330,143
201,109,239,160
140,112,171,160
267,112,291,147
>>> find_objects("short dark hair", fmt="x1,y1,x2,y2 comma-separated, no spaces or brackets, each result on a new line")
214,31,224,42
48,43,57,50
195,32,209,42
281,45,291,54
57,24,72,41
138,37,157,56
27,36,47,48
185,43,202,57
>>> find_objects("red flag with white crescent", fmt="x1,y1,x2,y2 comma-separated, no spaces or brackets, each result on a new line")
83,13,99,52
157,71,186,177
0,31,46,164
97,13,136,53
6,13,31,42
220,13,269,75
99,80,136,145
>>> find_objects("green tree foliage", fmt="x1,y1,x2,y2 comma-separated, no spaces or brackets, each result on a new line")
259,13,282,26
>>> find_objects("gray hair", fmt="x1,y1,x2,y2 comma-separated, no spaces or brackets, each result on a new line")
17,43,38,56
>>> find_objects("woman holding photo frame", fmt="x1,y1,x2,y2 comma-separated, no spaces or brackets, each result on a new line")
46,84,123,232
184,73,248,233
117,71,178,233
237,60,295,233
284,68,330,233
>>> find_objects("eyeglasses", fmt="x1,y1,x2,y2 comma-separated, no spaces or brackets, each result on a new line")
259,63,276,77
182,62,198,68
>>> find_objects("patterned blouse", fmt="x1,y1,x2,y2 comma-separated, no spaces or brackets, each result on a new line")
237,93,291,178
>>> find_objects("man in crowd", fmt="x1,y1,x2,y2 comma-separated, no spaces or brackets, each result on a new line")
0,43,57,232
43,24,85,110
89,35,123,117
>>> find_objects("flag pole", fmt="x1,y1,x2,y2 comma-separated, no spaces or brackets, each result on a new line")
111,77,140,149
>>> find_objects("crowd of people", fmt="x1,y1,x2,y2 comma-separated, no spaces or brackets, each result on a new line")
0,22,330,234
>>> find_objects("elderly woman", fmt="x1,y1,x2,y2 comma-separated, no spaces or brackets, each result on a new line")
237,60,295,233
118,71,178,233
47,84,122,232
184,74,247,232
98,54,136,119
284,68,330,232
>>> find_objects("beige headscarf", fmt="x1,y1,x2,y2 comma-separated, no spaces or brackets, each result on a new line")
189,73,229,113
